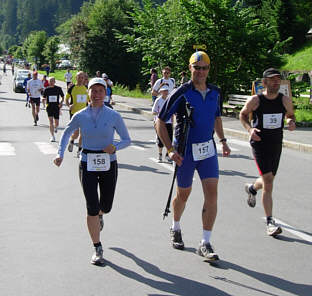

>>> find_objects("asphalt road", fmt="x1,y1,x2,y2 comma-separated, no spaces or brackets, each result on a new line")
0,71,311,296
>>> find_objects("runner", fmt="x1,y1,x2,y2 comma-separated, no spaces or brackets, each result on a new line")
152,84,173,163
27,71,44,126
102,73,115,108
65,71,89,157
239,68,296,236
64,69,73,88
156,51,231,262
23,72,32,107
42,77,64,142
54,77,131,266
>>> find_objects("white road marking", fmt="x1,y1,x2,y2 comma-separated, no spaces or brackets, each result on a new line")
228,138,250,147
0,142,15,156
34,142,58,155
149,157,174,172
262,217,312,243
131,145,145,151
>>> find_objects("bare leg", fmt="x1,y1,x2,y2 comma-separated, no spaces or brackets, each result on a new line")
201,178,218,230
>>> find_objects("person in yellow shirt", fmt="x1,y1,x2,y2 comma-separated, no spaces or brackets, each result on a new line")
65,71,89,157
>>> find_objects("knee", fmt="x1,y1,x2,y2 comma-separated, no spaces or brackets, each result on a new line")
87,206,100,216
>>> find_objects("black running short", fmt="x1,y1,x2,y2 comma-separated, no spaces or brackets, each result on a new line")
79,160,118,216
46,105,60,119
251,141,282,176
30,97,40,106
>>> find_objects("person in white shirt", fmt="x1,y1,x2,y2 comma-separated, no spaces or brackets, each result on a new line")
152,84,173,163
102,73,115,107
64,69,73,88
27,71,44,126
152,66,175,98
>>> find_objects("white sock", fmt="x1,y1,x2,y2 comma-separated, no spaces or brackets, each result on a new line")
202,230,211,244
172,220,181,231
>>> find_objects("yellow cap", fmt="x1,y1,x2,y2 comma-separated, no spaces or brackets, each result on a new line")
189,51,210,65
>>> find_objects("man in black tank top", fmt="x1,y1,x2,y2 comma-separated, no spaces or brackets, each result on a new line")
239,68,296,237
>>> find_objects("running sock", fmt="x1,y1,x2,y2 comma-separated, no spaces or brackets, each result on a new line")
93,242,102,248
172,220,181,231
249,184,257,195
202,230,212,245
266,216,273,224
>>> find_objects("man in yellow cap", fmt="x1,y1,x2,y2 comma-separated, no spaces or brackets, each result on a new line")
156,51,231,262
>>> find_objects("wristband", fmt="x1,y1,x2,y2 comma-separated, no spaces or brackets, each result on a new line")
167,147,175,154
219,138,227,143
111,144,116,153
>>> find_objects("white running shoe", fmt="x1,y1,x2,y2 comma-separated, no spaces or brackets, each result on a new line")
245,183,256,207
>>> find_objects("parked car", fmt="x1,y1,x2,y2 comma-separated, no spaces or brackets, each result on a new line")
57,60,72,69
13,69,31,93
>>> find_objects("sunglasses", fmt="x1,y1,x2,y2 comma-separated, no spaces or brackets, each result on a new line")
192,65,210,71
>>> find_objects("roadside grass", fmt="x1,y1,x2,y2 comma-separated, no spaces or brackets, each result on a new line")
38,69,78,84
281,41,312,71
114,83,151,99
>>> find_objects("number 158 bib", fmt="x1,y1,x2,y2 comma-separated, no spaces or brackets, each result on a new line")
87,153,110,171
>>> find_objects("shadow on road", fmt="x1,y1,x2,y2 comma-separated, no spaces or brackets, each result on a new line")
118,163,170,175
107,247,231,296
219,169,257,179
211,260,312,296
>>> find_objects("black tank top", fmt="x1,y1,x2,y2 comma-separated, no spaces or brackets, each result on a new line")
252,93,286,143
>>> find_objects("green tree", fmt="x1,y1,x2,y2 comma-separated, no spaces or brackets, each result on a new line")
13,46,24,59
63,0,142,88
25,31,48,67
118,0,285,95
43,36,60,71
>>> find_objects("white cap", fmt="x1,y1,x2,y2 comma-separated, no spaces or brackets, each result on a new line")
88,77,107,89
159,84,169,92
102,73,108,79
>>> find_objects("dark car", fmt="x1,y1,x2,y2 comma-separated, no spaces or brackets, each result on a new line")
13,70,31,93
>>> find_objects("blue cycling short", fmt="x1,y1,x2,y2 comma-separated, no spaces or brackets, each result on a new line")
176,150,219,188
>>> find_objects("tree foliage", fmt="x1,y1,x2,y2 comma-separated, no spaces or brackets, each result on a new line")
62,0,142,89
43,36,60,71
24,31,48,66
117,0,287,95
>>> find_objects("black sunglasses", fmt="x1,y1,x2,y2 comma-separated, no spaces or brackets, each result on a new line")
192,65,210,71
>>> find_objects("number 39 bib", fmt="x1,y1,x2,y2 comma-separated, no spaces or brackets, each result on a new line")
263,113,282,129
87,153,110,171
192,140,215,161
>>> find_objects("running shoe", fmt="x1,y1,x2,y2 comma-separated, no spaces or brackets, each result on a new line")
197,242,219,261
68,141,74,152
266,219,282,236
170,228,184,250
245,183,257,207
90,245,104,266
99,215,104,231
50,135,56,142
165,154,173,164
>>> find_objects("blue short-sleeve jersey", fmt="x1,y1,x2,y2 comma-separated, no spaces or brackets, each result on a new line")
158,80,221,153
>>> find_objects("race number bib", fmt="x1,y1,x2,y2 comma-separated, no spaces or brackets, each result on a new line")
192,140,215,161
263,113,282,129
87,153,110,171
77,94,87,103
49,95,57,103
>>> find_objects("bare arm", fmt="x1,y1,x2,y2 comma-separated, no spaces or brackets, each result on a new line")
214,117,231,157
239,95,261,141
155,118,183,166
282,95,296,131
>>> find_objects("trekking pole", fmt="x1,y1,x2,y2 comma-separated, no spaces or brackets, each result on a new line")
163,101,194,220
